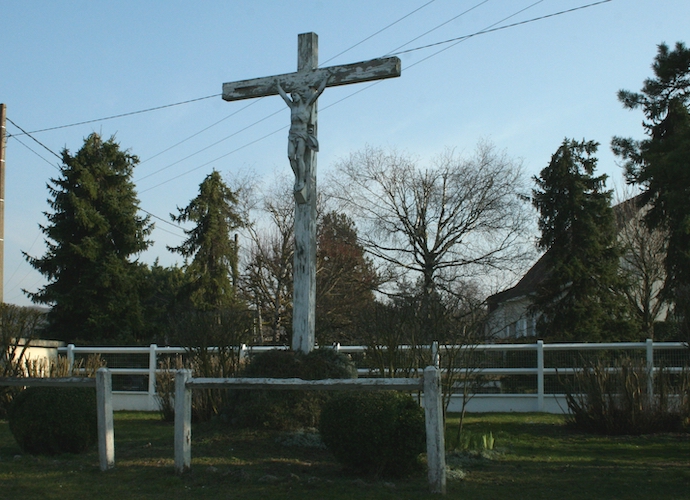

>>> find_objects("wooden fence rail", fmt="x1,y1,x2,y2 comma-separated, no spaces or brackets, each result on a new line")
0,368,114,471
174,366,447,495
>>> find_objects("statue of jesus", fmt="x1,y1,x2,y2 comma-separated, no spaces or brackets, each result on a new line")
277,76,329,200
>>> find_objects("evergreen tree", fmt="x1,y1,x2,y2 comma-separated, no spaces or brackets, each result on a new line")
316,211,378,344
612,41,690,338
532,139,630,341
25,134,152,343
139,261,186,343
168,170,244,311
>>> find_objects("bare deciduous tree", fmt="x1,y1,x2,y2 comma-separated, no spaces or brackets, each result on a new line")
243,180,295,344
328,142,533,314
616,195,669,337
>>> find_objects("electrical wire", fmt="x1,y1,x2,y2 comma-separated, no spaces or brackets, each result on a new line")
136,107,283,183
138,0,471,187
139,124,288,193
139,208,185,233
139,99,262,165
391,0,611,57
385,0,490,55
140,0,608,190
400,0,547,73
7,118,186,237
4,231,41,291
140,0,440,170
7,133,60,171
3,0,614,296
7,93,220,137
319,0,437,67
6,117,62,161
9,0,614,196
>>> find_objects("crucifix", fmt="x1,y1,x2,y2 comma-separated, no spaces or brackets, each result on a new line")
223,32,401,352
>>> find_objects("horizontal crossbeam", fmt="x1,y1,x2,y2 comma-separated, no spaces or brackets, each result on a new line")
222,56,401,102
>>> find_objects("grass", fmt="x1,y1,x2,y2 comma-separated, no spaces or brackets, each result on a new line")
0,412,688,499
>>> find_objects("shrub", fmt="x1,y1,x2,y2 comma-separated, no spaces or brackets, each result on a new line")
563,357,690,435
242,349,302,378
8,387,97,455
155,355,185,422
167,307,254,422
223,348,356,430
301,347,358,380
319,391,425,477
0,304,46,418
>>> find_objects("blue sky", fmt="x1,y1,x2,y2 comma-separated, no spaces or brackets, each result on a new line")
1,0,688,306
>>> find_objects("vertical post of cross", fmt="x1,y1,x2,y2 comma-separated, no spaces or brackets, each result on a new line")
292,32,318,353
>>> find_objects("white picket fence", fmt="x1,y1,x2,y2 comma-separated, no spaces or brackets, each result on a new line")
57,340,689,414
53,340,690,413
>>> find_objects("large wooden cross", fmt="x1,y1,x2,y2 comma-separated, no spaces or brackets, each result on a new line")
222,32,401,352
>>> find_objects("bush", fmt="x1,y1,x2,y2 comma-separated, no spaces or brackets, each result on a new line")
0,304,46,418
223,348,356,430
319,391,425,477
564,357,690,435
301,348,358,380
242,349,303,378
8,387,97,455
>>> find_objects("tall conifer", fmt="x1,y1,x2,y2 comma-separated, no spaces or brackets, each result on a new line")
168,170,244,311
613,42,690,338
532,139,629,340
25,134,152,342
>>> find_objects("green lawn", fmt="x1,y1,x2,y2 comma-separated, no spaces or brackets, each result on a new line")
0,412,688,499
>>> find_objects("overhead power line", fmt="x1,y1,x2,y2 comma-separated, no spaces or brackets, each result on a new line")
6,117,62,161
320,0,437,66
8,134,60,171
391,0,612,57
7,93,220,137
7,116,185,236
142,0,611,191
386,0,490,55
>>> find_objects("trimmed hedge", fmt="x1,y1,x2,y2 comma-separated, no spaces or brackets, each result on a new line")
8,387,97,455
319,391,425,477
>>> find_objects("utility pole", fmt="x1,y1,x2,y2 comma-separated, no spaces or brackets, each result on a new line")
0,103,6,304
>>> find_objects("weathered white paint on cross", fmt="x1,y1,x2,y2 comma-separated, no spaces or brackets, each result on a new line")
222,32,400,352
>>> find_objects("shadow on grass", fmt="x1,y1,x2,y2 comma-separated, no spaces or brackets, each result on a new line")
2,412,689,499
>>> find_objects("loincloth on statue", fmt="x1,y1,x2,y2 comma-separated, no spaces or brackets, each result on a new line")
288,131,319,152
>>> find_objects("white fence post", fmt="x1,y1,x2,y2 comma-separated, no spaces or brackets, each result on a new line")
148,344,158,411
646,338,654,403
174,369,193,473
537,340,544,412
67,344,75,373
96,368,115,471
423,365,446,495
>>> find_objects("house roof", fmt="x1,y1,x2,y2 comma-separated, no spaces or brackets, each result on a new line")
487,194,645,312
487,251,551,311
